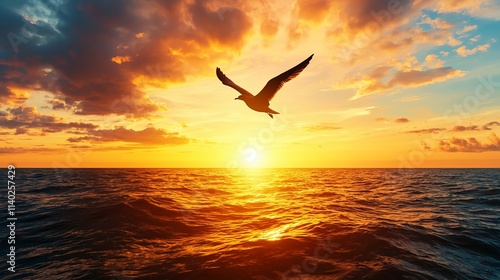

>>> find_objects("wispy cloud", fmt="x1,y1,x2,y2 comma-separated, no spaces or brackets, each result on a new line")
322,107,376,122
67,127,190,145
406,128,445,134
397,94,431,102
0,146,63,154
482,121,500,131
450,125,480,132
457,25,477,34
302,124,342,132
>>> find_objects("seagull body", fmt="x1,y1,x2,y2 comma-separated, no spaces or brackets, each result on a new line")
216,54,313,118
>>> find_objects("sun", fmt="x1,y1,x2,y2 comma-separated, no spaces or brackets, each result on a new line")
242,147,262,167
245,148,258,162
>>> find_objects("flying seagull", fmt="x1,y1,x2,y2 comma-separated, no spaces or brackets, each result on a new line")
216,54,313,118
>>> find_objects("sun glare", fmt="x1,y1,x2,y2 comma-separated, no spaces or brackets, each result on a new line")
245,148,258,162
241,147,263,168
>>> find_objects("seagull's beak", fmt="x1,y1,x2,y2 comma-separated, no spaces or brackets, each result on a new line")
234,97,239,100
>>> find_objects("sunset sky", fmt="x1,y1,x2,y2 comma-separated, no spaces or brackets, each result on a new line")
1,0,499,168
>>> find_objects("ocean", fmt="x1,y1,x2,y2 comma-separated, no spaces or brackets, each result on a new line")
1,168,499,280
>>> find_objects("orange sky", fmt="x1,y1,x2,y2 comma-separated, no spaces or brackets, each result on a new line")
1,0,499,168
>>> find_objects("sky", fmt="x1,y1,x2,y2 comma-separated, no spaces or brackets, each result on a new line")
0,0,499,168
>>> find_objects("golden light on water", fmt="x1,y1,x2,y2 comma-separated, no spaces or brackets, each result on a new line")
11,168,500,279
253,223,298,241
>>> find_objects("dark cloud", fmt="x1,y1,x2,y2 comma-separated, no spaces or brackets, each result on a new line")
69,145,92,149
406,121,498,136
189,1,252,47
67,126,189,145
406,128,445,134
0,0,253,117
0,86,29,105
291,0,415,35
436,133,500,152
0,106,97,134
450,125,479,132
341,0,415,31
482,121,500,131
44,96,74,111
395,118,410,123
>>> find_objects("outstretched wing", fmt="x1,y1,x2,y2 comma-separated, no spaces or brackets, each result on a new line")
216,67,254,97
255,54,313,102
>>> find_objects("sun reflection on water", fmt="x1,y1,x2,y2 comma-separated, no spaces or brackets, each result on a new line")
17,168,500,279
252,223,299,241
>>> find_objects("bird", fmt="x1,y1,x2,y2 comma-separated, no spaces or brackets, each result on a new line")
216,54,313,118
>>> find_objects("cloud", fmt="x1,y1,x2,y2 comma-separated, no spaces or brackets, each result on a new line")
260,18,279,39
0,106,97,134
422,54,444,68
0,146,63,154
0,0,253,118
435,0,500,20
336,62,465,97
457,25,477,34
407,121,497,136
395,118,410,123
450,125,479,132
303,124,342,132
0,87,30,105
436,133,500,152
470,35,480,43
311,0,474,68
421,16,453,30
398,94,430,102
456,44,490,57
388,67,466,87
293,0,493,99
325,106,376,122
447,36,462,47
44,96,74,111
291,0,436,58
67,127,189,145
406,128,445,134
482,121,500,130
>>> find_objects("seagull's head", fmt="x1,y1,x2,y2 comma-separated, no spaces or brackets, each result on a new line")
235,95,243,101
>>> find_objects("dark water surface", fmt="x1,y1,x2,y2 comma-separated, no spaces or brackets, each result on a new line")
1,168,499,279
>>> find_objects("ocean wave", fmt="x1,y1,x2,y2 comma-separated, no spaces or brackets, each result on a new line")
1,168,499,279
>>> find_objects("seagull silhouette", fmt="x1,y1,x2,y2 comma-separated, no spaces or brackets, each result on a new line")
216,54,313,118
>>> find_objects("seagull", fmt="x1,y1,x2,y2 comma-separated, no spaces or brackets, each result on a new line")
216,54,313,118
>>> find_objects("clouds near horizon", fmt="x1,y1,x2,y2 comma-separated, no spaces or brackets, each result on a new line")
436,133,500,153
67,126,189,145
